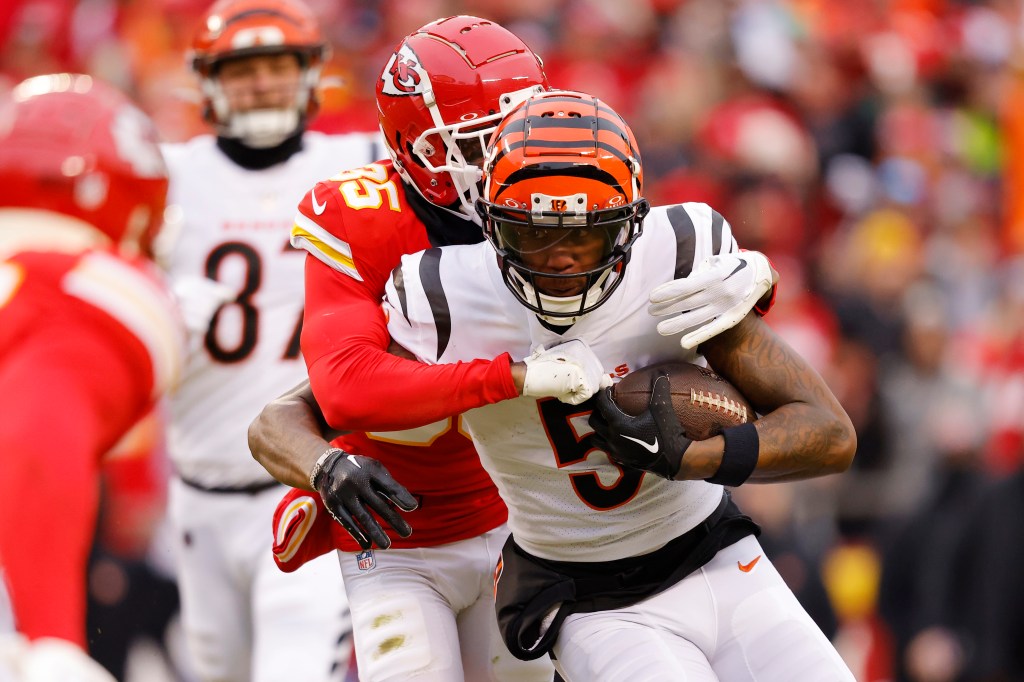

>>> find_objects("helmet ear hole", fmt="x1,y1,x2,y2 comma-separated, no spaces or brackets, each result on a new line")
405,141,426,169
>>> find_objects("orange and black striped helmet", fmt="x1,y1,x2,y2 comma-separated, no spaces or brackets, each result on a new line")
478,90,649,322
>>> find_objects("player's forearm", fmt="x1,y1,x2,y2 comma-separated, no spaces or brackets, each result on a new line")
309,347,519,432
249,381,334,491
683,312,857,482
680,403,855,482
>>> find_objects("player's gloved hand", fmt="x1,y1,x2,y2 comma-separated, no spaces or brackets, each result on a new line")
589,373,692,480
522,339,612,406
649,250,774,350
310,448,419,550
171,275,236,335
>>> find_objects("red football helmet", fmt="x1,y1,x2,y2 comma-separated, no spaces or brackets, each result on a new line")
478,91,648,323
0,73,169,257
189,0,328,146
376,16,549,223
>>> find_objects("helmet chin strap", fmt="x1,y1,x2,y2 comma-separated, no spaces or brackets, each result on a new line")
517,269,613,326
225,109,300,148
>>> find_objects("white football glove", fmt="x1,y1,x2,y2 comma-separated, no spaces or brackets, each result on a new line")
649,250,774,350
171,275,236,336
522,339,612,405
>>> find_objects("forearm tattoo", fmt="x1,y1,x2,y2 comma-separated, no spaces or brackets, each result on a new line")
701,314,855,481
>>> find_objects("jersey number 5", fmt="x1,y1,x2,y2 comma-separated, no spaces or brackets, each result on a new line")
537,398,644,511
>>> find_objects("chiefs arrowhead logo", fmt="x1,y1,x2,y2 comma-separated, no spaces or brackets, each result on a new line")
381,44,426,96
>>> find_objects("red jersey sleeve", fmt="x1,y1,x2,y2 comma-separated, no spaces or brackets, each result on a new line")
272,488,335,572
291,163,518,433
301,256,516,432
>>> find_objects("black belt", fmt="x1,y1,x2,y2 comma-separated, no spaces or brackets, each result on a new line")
177,474,282,495
495,491,761,660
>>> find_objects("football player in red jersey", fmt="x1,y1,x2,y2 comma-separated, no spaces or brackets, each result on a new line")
251,17,573,681
0,74,185,681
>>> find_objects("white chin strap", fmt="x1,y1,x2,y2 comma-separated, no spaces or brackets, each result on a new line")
518,270,612,326
224,109,300,148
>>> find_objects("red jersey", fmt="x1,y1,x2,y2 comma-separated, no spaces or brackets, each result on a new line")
288,161,512,551
0,215,183,644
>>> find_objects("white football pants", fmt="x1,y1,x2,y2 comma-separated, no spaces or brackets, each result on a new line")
553,535,854,682
338,524,554,682
169,479,352,682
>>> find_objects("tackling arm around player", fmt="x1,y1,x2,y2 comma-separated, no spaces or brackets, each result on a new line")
251,17,566,682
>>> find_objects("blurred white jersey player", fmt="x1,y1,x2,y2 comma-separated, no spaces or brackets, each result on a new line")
382,92,856,681
158,0,380,679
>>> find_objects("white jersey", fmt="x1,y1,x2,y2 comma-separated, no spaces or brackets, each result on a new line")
384,202,740,562
161,131,382,487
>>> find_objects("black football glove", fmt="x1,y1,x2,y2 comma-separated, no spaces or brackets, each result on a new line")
589,373,693,480
313,449,419,550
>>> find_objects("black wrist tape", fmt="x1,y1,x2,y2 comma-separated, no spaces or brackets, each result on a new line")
705,422,759,487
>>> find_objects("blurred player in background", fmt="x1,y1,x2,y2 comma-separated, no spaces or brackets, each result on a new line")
0,73,185,682
378,90,856,681
157,0,379,679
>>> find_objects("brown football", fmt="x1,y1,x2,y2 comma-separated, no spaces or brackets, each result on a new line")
611,362,754,440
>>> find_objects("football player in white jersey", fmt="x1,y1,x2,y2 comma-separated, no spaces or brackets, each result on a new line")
379,91,858,681
157,0,379,679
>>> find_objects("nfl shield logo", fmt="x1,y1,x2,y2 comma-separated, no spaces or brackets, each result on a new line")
356,550,375,571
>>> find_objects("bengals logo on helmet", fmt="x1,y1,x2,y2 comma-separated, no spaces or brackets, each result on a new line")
380,44,426,96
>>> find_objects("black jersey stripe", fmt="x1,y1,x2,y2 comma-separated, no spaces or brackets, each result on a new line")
391,267,409,324
710,209,724,255
418,248,452,361
666,205,698,279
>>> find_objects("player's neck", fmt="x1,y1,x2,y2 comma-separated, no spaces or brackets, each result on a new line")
216,131,304,170
403,183,485,248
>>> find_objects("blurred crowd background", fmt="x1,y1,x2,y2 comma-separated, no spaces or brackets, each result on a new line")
3,0,1023,680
